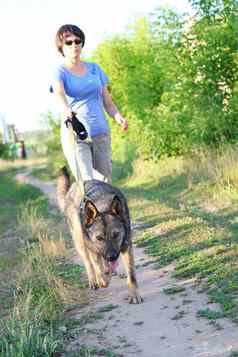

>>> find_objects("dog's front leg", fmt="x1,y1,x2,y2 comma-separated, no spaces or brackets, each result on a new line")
68,212,99,290
121,246,143,304
78,250,99,290
88,252,110,288
72,237,99,289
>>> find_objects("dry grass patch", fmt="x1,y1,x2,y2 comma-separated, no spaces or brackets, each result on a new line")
184,145,238,190
39,234,68,257
0,158,47,173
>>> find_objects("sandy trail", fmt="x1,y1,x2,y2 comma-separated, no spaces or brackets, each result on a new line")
16,172,238,357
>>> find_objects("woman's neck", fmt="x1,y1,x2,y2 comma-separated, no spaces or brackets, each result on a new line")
65,57,81,68
64,58,87,76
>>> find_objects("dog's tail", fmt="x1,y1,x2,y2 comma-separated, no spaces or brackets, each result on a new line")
57,166,70,212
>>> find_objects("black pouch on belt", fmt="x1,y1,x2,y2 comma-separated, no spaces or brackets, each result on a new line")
65,113,88,141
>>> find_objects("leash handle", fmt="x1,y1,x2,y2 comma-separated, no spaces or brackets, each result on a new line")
65,113,88,141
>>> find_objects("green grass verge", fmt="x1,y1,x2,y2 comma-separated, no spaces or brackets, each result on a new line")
0,171,88,356
114,150,238,323
0,174,48,235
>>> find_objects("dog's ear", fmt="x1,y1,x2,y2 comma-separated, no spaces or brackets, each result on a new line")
110,196,122,216
84,200,98,227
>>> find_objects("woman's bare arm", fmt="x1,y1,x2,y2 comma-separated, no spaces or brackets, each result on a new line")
102,87,128,130
54,81,73,118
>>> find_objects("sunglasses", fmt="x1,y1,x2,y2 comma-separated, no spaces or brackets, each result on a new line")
65,39,82,46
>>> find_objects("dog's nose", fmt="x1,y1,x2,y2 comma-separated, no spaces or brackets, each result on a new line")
106,252,118,262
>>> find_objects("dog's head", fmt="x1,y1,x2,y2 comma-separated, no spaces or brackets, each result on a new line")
81,195,127,287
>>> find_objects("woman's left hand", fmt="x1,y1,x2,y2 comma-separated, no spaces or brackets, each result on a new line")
119,118,128,131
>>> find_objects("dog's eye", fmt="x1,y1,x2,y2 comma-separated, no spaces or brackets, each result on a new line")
96,236,104,241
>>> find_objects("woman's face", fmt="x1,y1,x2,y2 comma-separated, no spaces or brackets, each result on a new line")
62,33,83,60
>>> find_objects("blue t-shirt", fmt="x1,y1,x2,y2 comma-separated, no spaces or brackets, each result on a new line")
52,62,109,137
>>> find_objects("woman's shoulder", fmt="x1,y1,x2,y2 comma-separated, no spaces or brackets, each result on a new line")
53,63,67,76
84,61,102,71
52,64,67,83
54,63,67,72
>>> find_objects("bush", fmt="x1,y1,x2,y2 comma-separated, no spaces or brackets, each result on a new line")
0,143,11,160
92,4,238,158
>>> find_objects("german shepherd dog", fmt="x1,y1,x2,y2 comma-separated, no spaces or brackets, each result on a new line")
57,167,142,304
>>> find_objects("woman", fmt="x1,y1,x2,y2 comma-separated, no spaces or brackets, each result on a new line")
52,24,128,183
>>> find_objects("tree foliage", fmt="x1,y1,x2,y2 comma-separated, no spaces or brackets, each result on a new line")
40,111,61,154
92,2,238,158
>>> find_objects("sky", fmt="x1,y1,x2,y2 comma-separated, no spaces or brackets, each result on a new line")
0,0,192,132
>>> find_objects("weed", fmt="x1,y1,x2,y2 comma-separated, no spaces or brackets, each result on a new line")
163,286,186,295
76,345,116,356
0,292,62,356
97,304,119,313
197,308,225,320
78,312,104,325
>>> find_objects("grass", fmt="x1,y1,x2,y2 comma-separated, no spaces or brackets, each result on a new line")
0,157,47,174
0,298,62,356
197,308,225,320
0,169,90,356
78,346,116,356
0,174,49,320
163,286,186,295
112,145,238,323
0,174,48,235
97,304,119,313
0,257,15,272
30,165,56,181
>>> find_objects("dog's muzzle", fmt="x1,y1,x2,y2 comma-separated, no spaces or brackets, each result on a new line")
105,252,119,262
105,259,119,275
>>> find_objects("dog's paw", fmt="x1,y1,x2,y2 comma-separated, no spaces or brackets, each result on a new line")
88,279,99,290
94,272,111,289
128,291,143,304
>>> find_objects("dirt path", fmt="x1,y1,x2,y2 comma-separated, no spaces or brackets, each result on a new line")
16,172,238,357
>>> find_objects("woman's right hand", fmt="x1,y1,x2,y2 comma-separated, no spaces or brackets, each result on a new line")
64,108,73,119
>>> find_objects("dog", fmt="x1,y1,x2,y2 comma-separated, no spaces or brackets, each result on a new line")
57,167,143,304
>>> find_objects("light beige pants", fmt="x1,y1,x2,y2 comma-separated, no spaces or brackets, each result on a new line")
60,122,112,183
